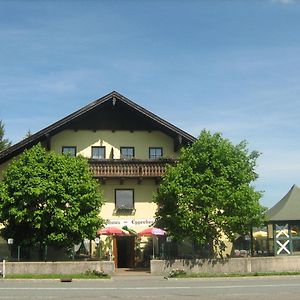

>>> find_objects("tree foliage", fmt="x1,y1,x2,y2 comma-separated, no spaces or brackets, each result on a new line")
155,130,266,256
0,120,11,152
24,130,32,139
0,144,104,254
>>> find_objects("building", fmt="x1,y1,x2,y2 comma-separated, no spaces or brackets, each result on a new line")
249,184,300,257
265,184,300,256
0,91,196,266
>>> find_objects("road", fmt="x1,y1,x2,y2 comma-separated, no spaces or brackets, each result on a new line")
1,275,300,299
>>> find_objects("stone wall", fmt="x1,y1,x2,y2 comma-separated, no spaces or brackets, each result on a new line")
4,256,300,276
150,256,300,275
3,261,114,275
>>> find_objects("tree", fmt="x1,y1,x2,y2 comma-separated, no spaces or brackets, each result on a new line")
0,144,104,259
0,120,11,152
155,130,266,256
24,130,32,139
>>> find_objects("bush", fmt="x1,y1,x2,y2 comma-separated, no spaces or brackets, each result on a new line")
169,269,187,278
84,269,108,278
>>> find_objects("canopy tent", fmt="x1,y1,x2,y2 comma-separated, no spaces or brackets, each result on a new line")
267,184,300,222
265,184,300,255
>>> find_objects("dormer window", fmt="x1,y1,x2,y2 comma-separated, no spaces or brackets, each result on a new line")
92,146,105,159
62,146,76,157
149,147,163,159
120,147,135,159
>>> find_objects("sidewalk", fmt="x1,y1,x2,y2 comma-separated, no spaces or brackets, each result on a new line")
113,268,152,276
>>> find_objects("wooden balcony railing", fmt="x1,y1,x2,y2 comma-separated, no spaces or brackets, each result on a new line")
89,159,175,178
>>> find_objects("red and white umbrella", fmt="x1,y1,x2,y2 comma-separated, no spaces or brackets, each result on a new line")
96,227,128,261
138,227,166,259
97,227,128,236
138,227,166,236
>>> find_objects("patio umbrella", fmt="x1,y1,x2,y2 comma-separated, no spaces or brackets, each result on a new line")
97,227,129,261
138,227,166,236
276,229,297,237
253,230,268,239
138,227,166,259
97,227,128,236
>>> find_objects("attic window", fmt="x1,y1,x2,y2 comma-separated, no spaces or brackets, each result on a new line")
62,146,76,157
92,146,105,159
120,147,135,159
149,147,163,159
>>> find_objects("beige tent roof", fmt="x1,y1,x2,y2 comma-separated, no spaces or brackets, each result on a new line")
267,184,300,222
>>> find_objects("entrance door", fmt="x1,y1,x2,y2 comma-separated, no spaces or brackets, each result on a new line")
115,236,135,268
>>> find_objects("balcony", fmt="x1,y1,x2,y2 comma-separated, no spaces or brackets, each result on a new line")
89,159,175,179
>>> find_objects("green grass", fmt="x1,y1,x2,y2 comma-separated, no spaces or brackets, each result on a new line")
169,271,300,278
3,271,110,279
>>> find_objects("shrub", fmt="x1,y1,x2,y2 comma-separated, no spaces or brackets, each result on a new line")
169,268,187,278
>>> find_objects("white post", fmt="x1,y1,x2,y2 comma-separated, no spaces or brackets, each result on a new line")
2,259,5,278
152,237,155,259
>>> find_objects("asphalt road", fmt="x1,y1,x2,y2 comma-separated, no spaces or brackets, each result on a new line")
1,275,300,299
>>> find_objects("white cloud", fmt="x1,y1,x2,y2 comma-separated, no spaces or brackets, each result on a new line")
272,0,296,4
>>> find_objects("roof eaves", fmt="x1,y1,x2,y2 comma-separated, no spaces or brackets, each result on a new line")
0,91,196,164
0,92,116,163
114,92,196,143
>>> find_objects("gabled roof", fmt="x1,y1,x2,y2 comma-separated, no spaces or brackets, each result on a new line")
267,184,300,221
0,91,196,164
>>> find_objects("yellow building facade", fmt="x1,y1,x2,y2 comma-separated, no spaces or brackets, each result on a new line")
0,91,195,267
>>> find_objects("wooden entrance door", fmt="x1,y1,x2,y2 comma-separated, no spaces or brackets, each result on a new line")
113,236,135,268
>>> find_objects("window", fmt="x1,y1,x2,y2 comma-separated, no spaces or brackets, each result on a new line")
62,146,76,157
115,189,134,210
149,147,163,159
120,147,135,159
91,146,105,159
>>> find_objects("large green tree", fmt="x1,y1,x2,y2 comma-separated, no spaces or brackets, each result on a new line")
155,130,266,256
0,120,11,152
0,144,104,258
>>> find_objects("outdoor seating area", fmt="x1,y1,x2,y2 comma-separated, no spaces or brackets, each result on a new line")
233,185,300,257
4,182,300,264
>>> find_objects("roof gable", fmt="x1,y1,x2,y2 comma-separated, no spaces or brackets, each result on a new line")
267,184,300,221
0,91,196,164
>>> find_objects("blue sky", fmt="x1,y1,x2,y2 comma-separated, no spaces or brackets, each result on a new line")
1,0,300,208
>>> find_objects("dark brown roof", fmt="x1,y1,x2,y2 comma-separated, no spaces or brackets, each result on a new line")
0,91,196,164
